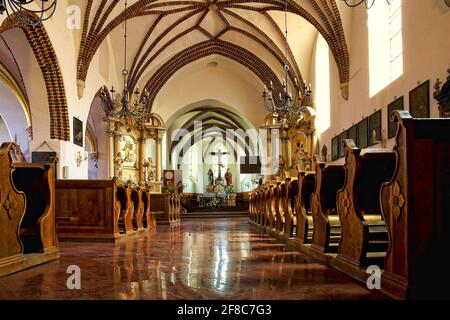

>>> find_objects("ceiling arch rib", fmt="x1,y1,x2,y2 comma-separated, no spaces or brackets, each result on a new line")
76,0,350,101
143,39,285,112
168,107,254,164
170,115,254,157
173,128,249,165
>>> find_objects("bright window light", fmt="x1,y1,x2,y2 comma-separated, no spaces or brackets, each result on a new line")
315,33,331,135
369,0,403,97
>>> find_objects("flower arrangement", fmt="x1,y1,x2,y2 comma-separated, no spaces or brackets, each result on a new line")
224,185,234,195
206,197,221,209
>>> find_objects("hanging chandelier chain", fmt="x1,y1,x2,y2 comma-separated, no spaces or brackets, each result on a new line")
261,0,312,124
123,0,128,90
99,0,149,127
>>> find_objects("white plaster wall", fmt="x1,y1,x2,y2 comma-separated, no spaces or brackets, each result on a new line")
314,0,450,162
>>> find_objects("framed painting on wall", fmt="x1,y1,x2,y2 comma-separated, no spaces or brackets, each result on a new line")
73,117,83,147
387,96,404,138
368,110,382,146
331,136,338,161
409,80,430,118
357,117,369,149
347,124,358,146
338,130,348,158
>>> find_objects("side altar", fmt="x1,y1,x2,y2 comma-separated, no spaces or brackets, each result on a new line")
105,112,166,191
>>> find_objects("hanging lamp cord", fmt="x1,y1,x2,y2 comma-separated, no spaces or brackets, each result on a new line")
123,0,128,91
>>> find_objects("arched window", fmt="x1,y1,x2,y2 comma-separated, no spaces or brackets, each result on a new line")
315,33,331,135
369,0,403,97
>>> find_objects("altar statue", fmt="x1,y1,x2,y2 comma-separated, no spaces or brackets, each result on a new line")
292,142,307,170
278,154,286,179
207,169,214,186
143,157,155,182
225,168,233,186
114,152,124,179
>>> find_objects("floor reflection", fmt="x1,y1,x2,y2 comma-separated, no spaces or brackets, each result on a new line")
0,218,388,300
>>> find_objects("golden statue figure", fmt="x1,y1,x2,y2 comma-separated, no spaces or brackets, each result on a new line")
143,157,155,182
114,152,124,179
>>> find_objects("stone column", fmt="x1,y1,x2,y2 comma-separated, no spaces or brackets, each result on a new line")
155,137,162,182
107,132,114,179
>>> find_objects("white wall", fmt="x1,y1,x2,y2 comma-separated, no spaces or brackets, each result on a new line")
315,0,450,161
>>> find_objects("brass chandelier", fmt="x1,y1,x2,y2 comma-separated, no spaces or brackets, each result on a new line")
0,0,57,26
262,0,312,123
100,0,148,129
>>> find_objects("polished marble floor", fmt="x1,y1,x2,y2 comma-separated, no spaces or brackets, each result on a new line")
0,218,387,300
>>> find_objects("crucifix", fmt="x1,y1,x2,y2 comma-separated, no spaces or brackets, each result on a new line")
210,149,229,178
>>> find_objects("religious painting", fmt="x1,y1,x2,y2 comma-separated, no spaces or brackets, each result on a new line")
73,117,83,147
409,80,430,118
119,134,137,168
357,117,369,149
368,110,382,146
338,130,348,158
331,136,338,161
347,124,358,146
387,96,404,138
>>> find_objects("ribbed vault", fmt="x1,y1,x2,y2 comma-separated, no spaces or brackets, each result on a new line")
77,0,350,107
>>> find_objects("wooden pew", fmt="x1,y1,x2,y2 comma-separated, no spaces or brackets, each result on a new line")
284,178,298,238
255,186,264,225
249,191,255,221
379,111,450,299
266,184,277,230
142,189,154,230
253,187,261,224
176,195,181,221
131,188,144,232
55,179,122,241
263,186,270,227
274,182,286,232
258,186,266,226
168,194,181,223
152,193,171,224
295,172,316,244
333,139,394,275
310,163,345,253
116,183,134,234
0,142,59,278
254,187,263,225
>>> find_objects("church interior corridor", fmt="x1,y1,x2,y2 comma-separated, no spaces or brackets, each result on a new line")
0,0,450,307
0,217,387,300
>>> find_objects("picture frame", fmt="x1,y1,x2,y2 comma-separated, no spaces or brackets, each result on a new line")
331,136,338,161
347,124,358,146
73,117,83,147
368,110,382,146
338,130,348,158
387,96,404,138
409,80,430,118
357,117,369,149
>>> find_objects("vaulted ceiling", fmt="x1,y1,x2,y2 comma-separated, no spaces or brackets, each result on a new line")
168,106,256,164
77,0,350,113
